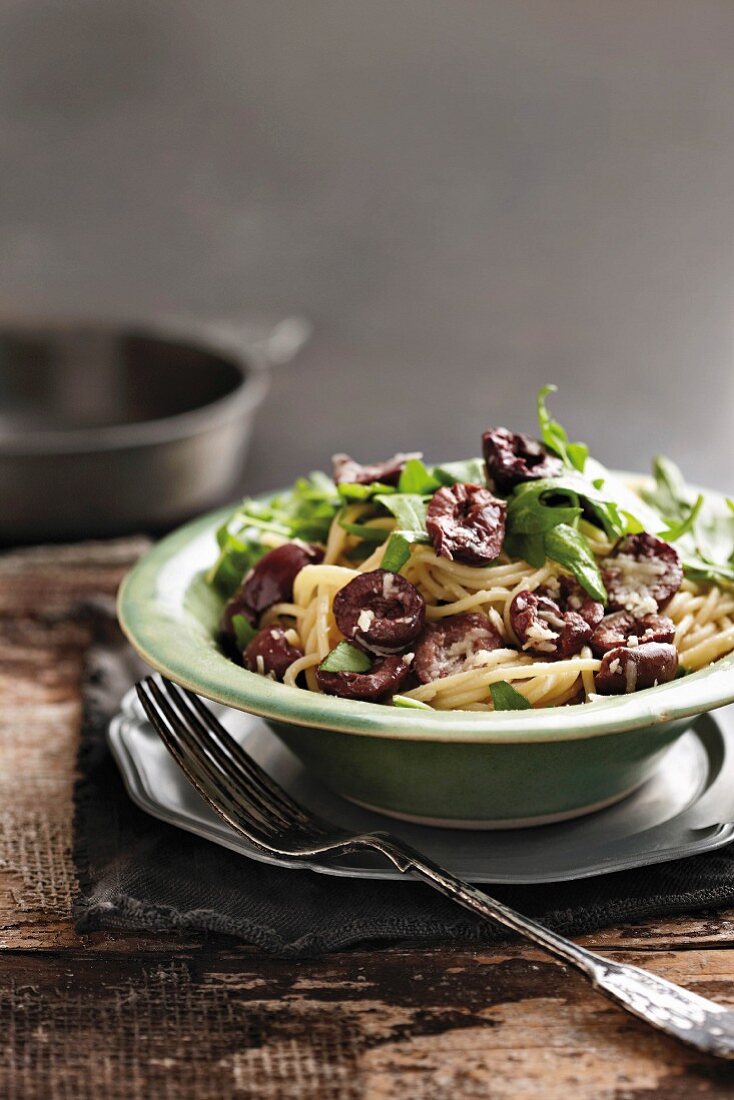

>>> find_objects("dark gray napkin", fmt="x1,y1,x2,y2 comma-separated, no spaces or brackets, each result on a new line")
74,618,734,957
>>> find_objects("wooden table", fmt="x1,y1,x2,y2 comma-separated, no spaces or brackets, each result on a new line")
2,540,734,1099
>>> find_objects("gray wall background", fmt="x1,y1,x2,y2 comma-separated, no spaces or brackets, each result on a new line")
2,0,734,492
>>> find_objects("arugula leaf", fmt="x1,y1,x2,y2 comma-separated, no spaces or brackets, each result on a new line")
640,456,734,587
536,385,588,473
508,473,626,540
493,450,655,600
582,459,665,534
490,681,532,711
490,464,610,597
381,532,413,573
681,559,734,587
503,530,547,569
544,524,607,602
620,510,645,534
641,456,691,523
232,613,257,651
506,481,582,535
433,458,487,487
319,642,372,674
373,493,432,572
375,493,430,533
659,494,704,542
207,525,265,595
206,473,341,596
397,458,442,495
337,512,391,543
337,481,395,501
392,695,434,710
381,529,429,572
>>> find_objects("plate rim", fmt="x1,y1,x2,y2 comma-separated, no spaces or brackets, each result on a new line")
108,697,734,885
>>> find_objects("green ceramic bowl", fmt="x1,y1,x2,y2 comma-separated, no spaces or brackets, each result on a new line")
118,499,734,829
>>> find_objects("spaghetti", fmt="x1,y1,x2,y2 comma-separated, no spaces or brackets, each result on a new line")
211,388,734,711
270,522,734,709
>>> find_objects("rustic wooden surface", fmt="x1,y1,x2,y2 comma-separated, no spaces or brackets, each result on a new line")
3,541,734,1098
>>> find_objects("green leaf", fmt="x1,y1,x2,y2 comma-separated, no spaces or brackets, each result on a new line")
206,526,266,596
620,510,645,534
682,559,734,588
392,695,434,710
583,496,627,540
397,459,442,495
337,511,391,543
641,456,734,584
544,524,607,602
502,531,547,569
506,481,582,536
507,473,626,541
337,481,396,501
641,456,691,523
536,385,588,473
659,494,704,542
232,613,257,651
381,529,430,572
319,642,372,674
581,458,664,534
504,470,633,565
433,458,487,487
566,440,589,471
381,532,413,573
490,681,532,710
375,493,430,533
207,472,342,595
505,518,607,600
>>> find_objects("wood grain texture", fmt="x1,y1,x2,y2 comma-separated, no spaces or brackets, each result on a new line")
2,538,734,1098
2,946,734,1099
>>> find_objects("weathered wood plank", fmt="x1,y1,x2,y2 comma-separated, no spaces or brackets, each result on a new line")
0,541,146,956
1,945,734,1099
0,537,150,617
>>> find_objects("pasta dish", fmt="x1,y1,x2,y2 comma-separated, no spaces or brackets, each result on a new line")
207,388,734,712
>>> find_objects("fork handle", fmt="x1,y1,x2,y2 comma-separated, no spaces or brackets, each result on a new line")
387,841,600,972
371,836,734,1058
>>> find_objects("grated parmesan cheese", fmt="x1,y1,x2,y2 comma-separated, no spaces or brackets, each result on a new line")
382,573,398,599
606,554,667,579
538,607,567,631
522,619,558,654
358,608,375,632
543,575,561,599
625,659,638,692
620,591,659,618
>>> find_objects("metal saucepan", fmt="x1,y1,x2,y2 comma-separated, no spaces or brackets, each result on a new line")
0,317,308,543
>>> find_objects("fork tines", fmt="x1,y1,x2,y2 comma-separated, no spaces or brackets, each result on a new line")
136,676,332,846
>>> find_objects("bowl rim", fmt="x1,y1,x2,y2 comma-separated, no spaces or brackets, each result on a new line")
0,319,270,456
118,482,734,745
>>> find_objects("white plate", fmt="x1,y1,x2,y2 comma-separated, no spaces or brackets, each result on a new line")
109,688,734,884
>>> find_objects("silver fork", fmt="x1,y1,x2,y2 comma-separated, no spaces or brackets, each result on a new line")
137,674,734,1060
